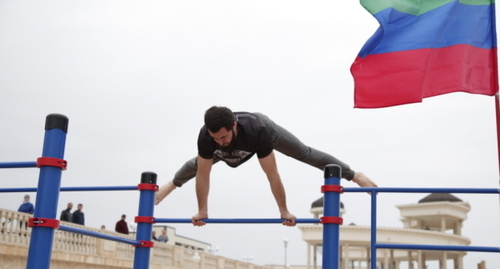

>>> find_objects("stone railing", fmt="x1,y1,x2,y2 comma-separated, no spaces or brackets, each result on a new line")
0,208,32,240
0,208,267,269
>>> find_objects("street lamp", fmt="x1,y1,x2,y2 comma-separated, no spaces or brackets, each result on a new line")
208,246,219,255
243,255,253,263
283,237,289,269
192,251,201,263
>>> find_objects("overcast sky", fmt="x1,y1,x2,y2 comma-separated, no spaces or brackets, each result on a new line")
1,1,499,268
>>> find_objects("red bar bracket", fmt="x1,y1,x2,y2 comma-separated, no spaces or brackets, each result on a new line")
137,183,159,191
36,157,67,170
134,240,154,248
28,218,60,228
320,216,343,224
135,216,156,223
321,185,343,193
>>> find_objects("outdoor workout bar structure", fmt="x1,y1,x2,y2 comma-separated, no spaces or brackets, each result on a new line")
154,218,321,224
0,114,159,269
342,187,500,269
0,114,343,269
1,114,499,269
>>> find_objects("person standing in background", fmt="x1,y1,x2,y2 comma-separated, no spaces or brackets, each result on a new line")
18,194,35,214
115,214,129,234
72,204,85,226
18,194,35,231
157,229,169,243
60,202,73,222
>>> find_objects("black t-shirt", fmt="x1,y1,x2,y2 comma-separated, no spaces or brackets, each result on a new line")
198,112,273,167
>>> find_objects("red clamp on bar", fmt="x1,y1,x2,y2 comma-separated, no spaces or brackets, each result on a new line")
36,157,67,170
135,216,156,223
320,216,343,224
137,183,159,191
321,185,343,193
134,240,154,248
28,218,60,228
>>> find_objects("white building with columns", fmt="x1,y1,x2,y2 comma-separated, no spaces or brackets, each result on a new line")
298,193,475,269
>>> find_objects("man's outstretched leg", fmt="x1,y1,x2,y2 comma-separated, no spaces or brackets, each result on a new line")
155,157,222,205
257,113,377,188
155,180,177,205
351,172,377,188
155,157,198,205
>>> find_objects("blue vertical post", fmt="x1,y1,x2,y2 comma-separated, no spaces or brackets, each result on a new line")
370,190,378,269
133,172,157,269
26,114,68,269
322,164,342,269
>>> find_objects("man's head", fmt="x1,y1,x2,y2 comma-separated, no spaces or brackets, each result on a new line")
24,195,30,202
67,202,73,209
121,214,126,220
204,106,236,147
77,204,83,211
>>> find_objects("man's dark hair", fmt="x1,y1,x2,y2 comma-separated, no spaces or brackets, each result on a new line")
204,106,235,133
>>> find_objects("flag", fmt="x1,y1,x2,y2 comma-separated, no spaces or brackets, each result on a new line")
351,0,499,108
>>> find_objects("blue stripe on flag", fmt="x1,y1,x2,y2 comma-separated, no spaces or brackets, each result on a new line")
358,1,495,58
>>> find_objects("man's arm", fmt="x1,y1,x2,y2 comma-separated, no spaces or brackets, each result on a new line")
258,151,296,227
192,155,213,226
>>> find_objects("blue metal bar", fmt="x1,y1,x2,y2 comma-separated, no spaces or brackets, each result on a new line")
343,187,500,194
133,172,157,269
27,114,68,269
59,186,138,191
3,186,496,194
154,218,321,224
0,186,137,193
322,165,342,269
376,243,500,253
0,188,38,193
0,162,37,168
58,225,140,245
370,190,377,269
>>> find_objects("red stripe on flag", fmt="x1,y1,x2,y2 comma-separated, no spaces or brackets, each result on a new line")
351,44,498,108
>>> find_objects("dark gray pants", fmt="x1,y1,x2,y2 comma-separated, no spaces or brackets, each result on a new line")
172,113,354,187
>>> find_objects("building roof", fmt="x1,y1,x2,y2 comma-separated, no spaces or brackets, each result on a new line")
418,193,463,203
311,197,344,209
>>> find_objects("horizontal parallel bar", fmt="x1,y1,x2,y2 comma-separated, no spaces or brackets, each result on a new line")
2,186,497,194
0,186,138,193
343,187,500,194
60,186,138,191
155,218,321,224
58,225,140,245
0,162,37,168
376,243,500,253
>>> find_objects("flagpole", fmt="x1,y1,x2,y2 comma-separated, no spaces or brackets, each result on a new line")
491,0,500,180
496,93,500,178
496,93,500,217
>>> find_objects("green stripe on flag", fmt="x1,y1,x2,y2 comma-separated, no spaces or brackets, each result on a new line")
360,0,493,15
